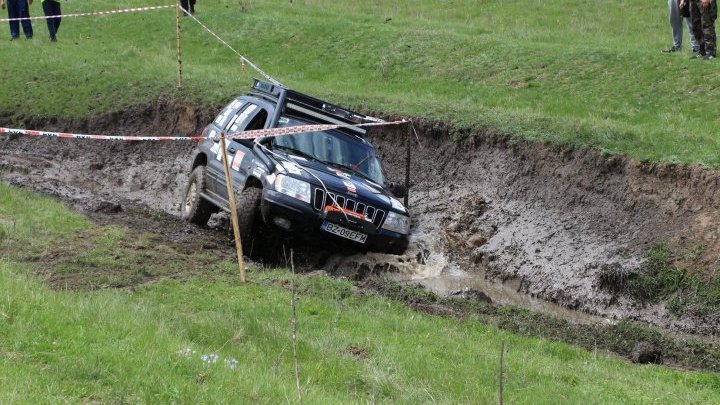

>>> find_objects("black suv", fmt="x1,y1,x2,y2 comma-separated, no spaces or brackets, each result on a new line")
181,79,410,254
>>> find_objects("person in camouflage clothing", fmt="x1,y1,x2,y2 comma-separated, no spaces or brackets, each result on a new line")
683,0,717,59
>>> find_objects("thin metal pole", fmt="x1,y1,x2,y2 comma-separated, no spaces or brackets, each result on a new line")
220,134,246,282
404,122,411,207
498,341,505,405
175,5,183,90
290,250,302,403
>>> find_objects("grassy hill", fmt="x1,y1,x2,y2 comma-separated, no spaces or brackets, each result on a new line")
2,184,719,403
3,2,720,402
1,0,718,165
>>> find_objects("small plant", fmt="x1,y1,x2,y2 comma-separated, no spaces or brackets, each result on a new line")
687,243,706,262
626,244,686,302
599,243,720,317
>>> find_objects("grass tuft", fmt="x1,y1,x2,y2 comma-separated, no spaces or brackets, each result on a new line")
599,244,720,317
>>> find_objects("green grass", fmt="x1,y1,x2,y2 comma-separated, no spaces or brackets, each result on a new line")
599,244,720,318
5,264,720,404
1,1,719,165
2,179,720,402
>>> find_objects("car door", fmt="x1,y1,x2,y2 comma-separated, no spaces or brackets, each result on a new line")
205,99,246,194
208,101,270,202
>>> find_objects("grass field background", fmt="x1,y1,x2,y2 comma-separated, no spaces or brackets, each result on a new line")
3,2,720,401
2,184,720,403
1,0,718,165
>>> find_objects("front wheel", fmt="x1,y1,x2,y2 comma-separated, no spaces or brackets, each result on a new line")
235,186,263,247
181,166,216,226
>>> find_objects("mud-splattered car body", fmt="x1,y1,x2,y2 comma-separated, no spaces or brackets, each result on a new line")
181,79,410,254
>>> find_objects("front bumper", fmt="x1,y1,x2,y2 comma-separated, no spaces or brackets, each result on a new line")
260,189,409,253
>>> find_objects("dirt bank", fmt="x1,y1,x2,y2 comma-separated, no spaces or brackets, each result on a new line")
370,121,720,338
2,100,719,338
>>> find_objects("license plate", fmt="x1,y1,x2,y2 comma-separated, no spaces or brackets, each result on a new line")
321,221,367,244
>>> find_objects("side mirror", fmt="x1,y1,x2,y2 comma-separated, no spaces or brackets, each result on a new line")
388,182,407,198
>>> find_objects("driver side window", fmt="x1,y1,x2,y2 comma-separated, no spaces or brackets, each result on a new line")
225,104,258,133
224,104,269,134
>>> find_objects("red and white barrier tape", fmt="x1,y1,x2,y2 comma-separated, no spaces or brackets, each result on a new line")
0,4,176,22
0,120,407,142
226,120,406,140
0,127,205,141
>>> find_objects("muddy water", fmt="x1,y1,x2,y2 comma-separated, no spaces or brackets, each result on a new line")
390,233,602,324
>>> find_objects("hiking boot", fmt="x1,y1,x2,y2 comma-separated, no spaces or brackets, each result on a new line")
662,46,682,53
690,51,706,59
704,53,716,60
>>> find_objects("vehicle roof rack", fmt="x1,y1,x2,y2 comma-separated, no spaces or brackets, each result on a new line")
250,79,384,136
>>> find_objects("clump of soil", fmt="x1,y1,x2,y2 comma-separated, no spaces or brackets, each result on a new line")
342,345,369,359
441,195,494,257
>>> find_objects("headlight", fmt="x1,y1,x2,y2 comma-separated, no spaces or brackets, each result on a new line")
382,211,410,234
390,197,407,213
274,174,311,204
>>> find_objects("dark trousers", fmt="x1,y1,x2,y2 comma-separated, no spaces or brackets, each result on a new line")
179,0,196,15
6,0,33,39
42,0,62,39
690,0,717,55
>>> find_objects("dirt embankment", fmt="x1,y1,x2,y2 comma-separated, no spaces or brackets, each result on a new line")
373,121,720,337
2,100,720,338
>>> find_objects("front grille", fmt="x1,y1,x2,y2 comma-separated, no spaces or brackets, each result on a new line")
313,188,386,228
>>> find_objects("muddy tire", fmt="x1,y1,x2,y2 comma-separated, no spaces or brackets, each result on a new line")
182,166,215,226
235,186,263,247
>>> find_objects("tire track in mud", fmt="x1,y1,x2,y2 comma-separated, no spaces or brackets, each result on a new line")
2,102,720,339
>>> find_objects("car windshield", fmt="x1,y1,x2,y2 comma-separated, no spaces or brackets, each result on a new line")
270,116,385,185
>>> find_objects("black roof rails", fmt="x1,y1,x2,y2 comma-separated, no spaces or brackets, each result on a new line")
250,79,384,135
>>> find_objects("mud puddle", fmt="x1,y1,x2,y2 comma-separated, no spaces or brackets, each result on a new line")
396,271,601,325
323,231,601,324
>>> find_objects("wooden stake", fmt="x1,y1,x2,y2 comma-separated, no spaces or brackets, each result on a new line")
220,134,246,282
175,4,183,90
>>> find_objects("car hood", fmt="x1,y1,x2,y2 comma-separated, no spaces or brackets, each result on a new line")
275,155,405,213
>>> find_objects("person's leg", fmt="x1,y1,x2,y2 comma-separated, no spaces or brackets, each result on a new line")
701,0,717,57
51,1,61,34
7,0,20,39
42,0,56,40
190,0,196,13
669,0,683,50
686,16,701,51
691,0,706,55
180,0,189,15
17,0,32,38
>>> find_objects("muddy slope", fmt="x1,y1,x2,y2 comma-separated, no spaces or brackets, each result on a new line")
374,121,720,337
2,101,719,337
